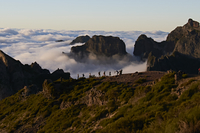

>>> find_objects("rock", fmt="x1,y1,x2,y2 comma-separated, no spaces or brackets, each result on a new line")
133,34,175,60
134,19,200,61
60,101,73,109
52,68,64,75
80,87,107,106
70,35,90,45
185,18,199,28
31,62,50,74
0,50,70,100
71,35,127,58
42,79,54,98
23,84,39,96
147,51,200,74
166,19,200,58
51,68,70,81
143,19,200,74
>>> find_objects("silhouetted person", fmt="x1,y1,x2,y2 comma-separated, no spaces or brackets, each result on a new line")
116,70,119,75
82,74,84,77
109,72,111,76
98,71,101,77
77,74,79,79
103,71,106,76
119,69,123,75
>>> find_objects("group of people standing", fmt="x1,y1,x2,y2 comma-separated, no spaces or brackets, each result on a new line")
77,69,123,79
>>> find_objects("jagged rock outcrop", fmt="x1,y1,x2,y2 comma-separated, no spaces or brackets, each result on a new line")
60,87,107,109
0,50,70,100
134,19,200,60
133,34,174,60
134,19,200,74
80,87,107,106
71,35,127,58
169,19,200,59
70,35,91,45
22,85,39,97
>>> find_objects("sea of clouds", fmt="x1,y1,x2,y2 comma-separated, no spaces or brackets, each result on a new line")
0,28,168,78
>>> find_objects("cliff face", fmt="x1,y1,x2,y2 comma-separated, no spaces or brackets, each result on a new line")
133,34,174,60
71,35,127,58
134,19,200,60
170,19,200,58
147,52,200,74
134,19,200,74
0,50,70,100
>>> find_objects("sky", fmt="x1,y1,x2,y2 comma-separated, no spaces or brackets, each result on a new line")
1,0,200,32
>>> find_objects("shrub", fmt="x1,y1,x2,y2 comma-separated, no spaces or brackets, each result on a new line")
135,78,146,84
182,74,188,78
181,79,195,87
179,82,199,102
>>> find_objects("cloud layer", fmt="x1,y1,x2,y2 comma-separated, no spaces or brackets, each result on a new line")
0,28,168,78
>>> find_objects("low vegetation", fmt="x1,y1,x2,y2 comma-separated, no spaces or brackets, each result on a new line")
1,72,200,133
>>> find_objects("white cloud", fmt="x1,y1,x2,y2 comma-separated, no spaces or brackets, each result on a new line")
0,28,168,78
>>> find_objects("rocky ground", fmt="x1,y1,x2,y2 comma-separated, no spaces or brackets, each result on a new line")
100,71,166,86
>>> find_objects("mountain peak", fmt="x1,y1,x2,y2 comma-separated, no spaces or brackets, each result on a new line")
187,18,199,28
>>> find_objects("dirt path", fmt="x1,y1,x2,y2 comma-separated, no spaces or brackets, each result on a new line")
100,71,166,86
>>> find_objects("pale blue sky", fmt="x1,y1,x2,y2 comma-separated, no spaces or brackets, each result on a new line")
0,0,200,31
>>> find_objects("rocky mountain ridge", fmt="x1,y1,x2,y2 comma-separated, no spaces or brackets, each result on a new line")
0,50,70,100
1,70,200,132
133,19,200,74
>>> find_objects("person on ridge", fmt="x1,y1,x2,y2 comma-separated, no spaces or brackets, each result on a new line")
89,73,91,78
119,69,123,75
109,72,111,76
115,70,119,75
98,71,101,77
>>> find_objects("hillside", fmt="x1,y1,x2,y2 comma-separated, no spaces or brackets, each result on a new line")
1,71,200,132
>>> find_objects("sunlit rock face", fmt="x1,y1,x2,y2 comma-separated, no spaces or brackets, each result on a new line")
145,19,200,74
168,19,200,59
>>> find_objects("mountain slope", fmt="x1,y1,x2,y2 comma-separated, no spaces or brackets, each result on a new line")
1,71,200,133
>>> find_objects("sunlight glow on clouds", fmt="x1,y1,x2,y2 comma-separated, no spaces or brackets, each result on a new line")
0,28,168,78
